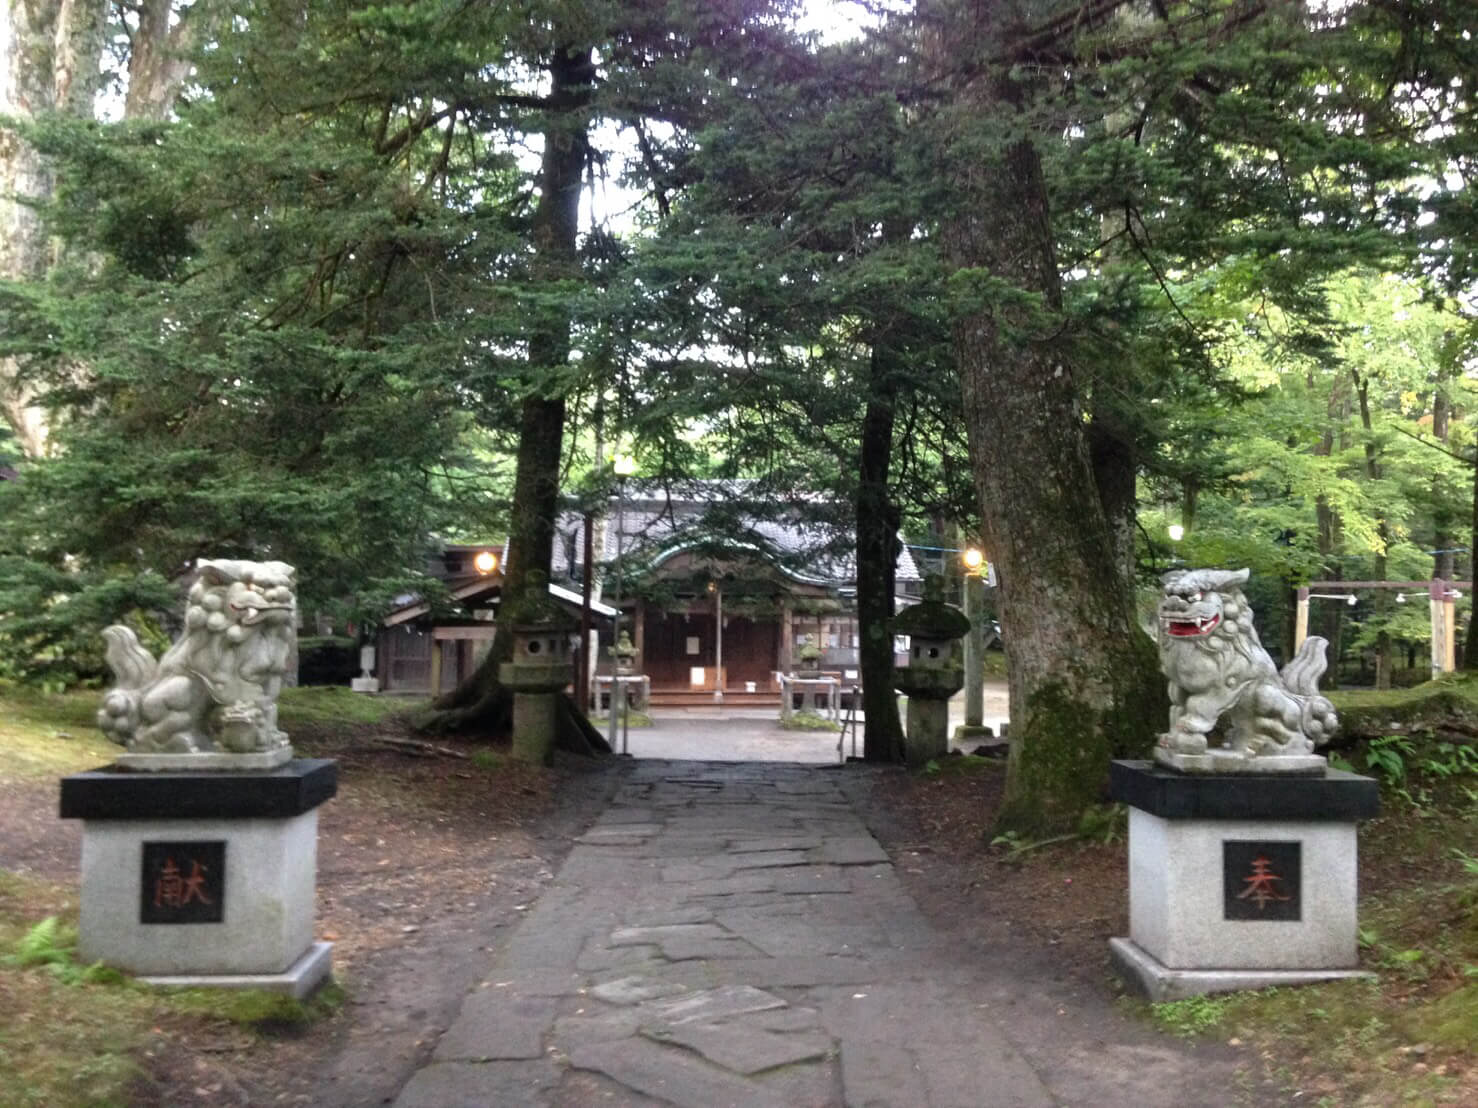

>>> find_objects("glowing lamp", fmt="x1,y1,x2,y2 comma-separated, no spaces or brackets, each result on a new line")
1167,524,1185,542
612,453,636,477
474,550,498,575
962,547,984,572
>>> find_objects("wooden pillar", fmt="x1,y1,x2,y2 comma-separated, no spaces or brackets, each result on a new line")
963,573,985,728
714,586,724,699
633,599,646,665
1445,590,1458,673
1294,587,1310,654
429,638,443,696
1430,578,1447,679
780,602,794,675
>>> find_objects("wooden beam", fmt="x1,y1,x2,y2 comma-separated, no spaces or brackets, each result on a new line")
1294,587,1309,654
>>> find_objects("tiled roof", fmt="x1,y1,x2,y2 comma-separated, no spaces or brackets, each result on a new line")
549,482,920,586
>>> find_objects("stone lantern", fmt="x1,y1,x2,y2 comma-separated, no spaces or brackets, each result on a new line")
498,571,577,764
892,574,971,766
611,630,638,675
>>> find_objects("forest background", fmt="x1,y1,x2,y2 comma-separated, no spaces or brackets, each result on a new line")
1,0,1476,834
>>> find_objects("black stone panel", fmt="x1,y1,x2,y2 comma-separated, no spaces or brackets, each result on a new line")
1223,840,1301,921
60,759,337,821
141,840,226,924
1109,760,1379,822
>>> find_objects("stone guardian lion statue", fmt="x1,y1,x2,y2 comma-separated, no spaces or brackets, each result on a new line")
98,559,297,767
1156,567,1337,773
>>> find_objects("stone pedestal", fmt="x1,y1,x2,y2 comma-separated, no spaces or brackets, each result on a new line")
1108,760,1379,1001
778,675,841,723
893,667,963,768
500,660,572,765
594,674,651,716
904,697,950,765
59,760,337,997
511,686,560,763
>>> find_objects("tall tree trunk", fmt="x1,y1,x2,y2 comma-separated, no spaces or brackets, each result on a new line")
947,102,1163,836
1312,371,1347,688
0,0,105,455
1354,371,1391,688
2,0,209,454
1431,379,1453,583
1088,418,1137,590
856,339,906,762
124,0,212,121
421,43,591,732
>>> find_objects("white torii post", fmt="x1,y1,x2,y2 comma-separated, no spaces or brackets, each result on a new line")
1300,579,1468,678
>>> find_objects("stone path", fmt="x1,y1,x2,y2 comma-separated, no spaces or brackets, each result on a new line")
394,761,1255,1107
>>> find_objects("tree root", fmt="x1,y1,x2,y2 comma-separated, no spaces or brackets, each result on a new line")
413,689,512,736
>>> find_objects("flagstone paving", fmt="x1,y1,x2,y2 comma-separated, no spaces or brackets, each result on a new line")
394,761,1257,1107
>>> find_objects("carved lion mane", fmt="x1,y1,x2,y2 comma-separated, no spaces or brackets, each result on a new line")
98,560,297,756
1158,567,1338,760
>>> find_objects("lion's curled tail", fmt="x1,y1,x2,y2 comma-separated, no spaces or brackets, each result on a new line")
1280,635,1329,696
97,626,159,747
1281,634,1339,746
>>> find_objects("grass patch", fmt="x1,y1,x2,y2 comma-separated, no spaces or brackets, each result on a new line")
922,754,1001,777
0,875,344,1105
169,980,346,1034
0,685,421,780
595,710,654,729
780,710,841,732
1153,992,1236,1036
278,686,422,726
0,688,117,778
470,748,503,770
0,878,156,1106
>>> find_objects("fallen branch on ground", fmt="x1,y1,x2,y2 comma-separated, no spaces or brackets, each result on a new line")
369,736,470,760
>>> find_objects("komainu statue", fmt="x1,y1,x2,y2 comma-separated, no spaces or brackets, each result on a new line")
1156,567,1337,774
98,560,297,769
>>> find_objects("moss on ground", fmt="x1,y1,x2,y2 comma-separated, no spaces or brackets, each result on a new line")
780,710,841,733
1330,672,1478,740
279,686,423,726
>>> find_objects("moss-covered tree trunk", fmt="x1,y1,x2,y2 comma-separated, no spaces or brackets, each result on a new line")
857,339,906,762
420,43,591,734
947,97,1164,837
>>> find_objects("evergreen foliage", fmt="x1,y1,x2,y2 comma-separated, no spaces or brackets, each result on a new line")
0,0,1474,817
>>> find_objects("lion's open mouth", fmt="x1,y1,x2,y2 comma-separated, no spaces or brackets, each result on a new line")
1165,614,1220,637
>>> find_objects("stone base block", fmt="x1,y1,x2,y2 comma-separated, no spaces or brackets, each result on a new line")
61,761,336,980
138,940,334,999
1109,760,1379,995
113,747,293,772
951,724,998,746
77,811,319,974
1126,806,1361,969
351,676,381,693
1154,748,1327,775
1110,937,1373,1003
